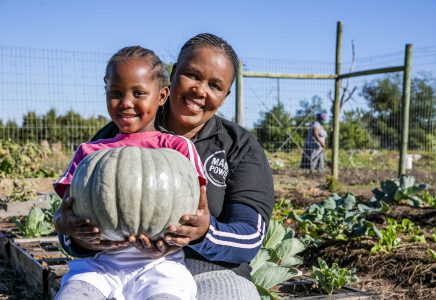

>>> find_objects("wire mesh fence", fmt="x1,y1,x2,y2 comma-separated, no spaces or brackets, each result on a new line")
0,45,435,184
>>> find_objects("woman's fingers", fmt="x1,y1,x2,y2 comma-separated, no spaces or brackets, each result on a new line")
164,234,190,247
197,186,208,212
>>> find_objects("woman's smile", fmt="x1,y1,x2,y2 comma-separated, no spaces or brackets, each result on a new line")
184,97,205,112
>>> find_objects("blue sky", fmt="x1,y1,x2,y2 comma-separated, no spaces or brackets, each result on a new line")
1,0,435,126
1,0,435,61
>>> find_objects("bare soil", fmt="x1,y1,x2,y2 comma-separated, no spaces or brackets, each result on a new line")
0,165,435,299
273,166,436,300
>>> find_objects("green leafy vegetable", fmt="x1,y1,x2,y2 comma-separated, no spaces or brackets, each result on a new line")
311,257,358,295
251,220,305,298
371,175,431,207
14,206,54,237
371,218,401,253
289,193,383,243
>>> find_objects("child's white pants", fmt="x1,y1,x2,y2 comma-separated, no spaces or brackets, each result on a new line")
61,254,197,300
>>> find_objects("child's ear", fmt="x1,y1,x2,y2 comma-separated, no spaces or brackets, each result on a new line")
159,86,170,106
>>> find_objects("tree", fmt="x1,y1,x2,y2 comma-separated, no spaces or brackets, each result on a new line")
0,109,109,150
360,73,435,150
339,110,376,150
254,100,296,152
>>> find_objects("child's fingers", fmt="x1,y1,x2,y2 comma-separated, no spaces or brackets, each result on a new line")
139,234,152,249
61,196,74,210
156,240,167,253
75,217,91,226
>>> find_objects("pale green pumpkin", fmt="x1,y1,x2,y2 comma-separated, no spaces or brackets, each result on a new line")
70,147,200,241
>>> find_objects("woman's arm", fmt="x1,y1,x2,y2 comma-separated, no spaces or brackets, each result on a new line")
313,125,325,148
166,145,274,264
190,202,266,263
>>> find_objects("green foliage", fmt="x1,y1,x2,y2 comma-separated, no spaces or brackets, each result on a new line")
0,139,55,178
339,110,375,150
397,218,426,243
272,198,293,223
371,218,401,254
6,180,36,202
360,74,436,150
0,109,109,149
254,100,301,152
251,220,305,298
371,175,431,207
311,257,358,295
421,190,436,208
289,193,385,243
41,193,62,223
325,176,341,192
427,249,436,261
14,206,54,238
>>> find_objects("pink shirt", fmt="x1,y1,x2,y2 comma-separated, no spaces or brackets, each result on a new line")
54,131,206,198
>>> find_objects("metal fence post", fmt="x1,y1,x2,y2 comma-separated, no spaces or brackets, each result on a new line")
398,44,413,177
332,21,343,179
236,60,244,126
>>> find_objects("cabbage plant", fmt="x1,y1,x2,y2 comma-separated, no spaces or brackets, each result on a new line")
251,220,305,299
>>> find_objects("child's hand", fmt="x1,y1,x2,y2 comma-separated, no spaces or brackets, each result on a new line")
129,234,182,258
164,186,210,244
54,196,97,238
55,196,130,251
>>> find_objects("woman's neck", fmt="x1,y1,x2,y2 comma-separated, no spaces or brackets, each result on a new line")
164,111,204,139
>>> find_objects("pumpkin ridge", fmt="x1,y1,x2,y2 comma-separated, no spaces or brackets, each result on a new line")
148,149,171,239
159,149,177,237
97,148,122,240
72,149,108,229
139,147,155,238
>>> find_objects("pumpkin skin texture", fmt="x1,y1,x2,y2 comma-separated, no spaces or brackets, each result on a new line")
70,147,200,241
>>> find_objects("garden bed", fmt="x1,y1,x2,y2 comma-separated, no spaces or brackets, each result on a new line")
0,159,435,299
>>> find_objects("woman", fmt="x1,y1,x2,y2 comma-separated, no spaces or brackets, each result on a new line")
300,112,328,173
54,33,274,300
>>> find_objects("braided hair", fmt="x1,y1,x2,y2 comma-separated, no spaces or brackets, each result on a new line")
104,46,167,88
176,33,239,81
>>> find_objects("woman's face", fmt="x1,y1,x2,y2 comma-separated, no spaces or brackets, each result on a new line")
169,47,234,136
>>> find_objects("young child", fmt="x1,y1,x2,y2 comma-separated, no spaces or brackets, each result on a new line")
53,46,205,300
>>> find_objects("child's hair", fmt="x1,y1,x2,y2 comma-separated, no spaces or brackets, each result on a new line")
176,33,239,81
104,46,167,88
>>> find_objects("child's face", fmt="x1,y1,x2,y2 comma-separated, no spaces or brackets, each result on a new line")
105,59,168,134
169,47,234,132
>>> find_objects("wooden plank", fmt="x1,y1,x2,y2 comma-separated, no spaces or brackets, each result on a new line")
338,66,404,79
47,263,69,300
0,232,10,258
13,236,59,244
9,241,47,298
242,71,337,80
47,271,61,300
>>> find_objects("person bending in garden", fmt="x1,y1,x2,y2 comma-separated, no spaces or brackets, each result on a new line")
300,112,328,174
53,46,207,300
55,33,275,300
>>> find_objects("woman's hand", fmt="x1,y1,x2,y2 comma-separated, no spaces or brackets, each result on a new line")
54,196,130,252
127,186,210,258
164,185,210,245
